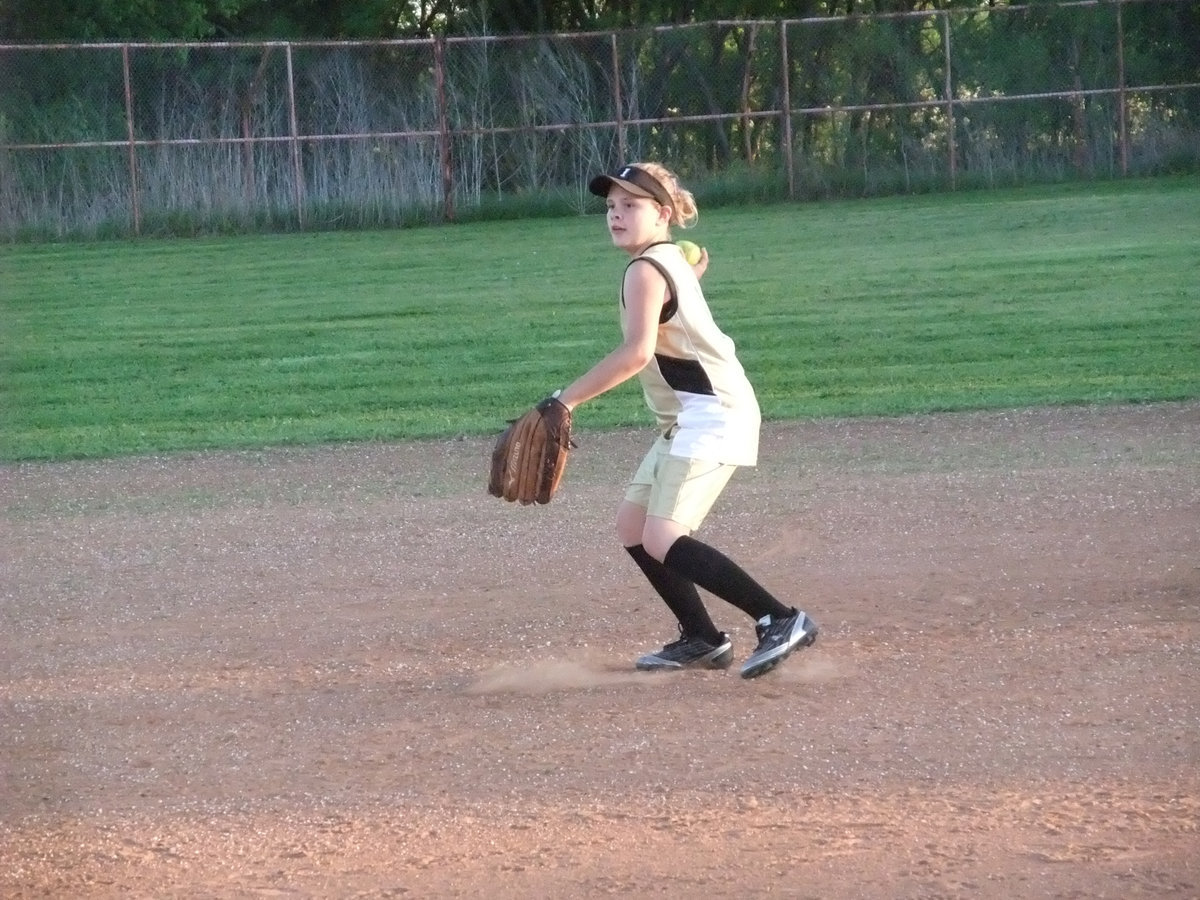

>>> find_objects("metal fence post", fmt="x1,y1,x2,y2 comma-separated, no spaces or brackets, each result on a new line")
780,21,794,200
434,36,455,222
121,44,141,235
611,33,625,162
1117,0,1129,176
284,43,304,229
241,46,274,209
942,12,957,190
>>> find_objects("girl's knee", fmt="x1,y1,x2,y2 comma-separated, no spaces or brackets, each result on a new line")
616,521,641,547
615,501,646,547
641,518,689,562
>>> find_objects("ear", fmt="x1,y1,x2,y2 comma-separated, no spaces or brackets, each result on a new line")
657,204,674,226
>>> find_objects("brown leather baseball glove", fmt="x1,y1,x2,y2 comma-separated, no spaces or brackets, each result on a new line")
487,396,574,505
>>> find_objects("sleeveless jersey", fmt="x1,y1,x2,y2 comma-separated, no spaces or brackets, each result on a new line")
619,241,761,466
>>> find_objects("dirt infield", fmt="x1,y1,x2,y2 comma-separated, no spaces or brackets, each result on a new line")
3,402,1198,898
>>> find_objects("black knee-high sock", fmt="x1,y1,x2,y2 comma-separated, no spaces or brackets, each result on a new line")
625,544,724,644
663,535,793,622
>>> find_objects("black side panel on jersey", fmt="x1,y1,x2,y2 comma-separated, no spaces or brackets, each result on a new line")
622,255,679,323
654,354,715,396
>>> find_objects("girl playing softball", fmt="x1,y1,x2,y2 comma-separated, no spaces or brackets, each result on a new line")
555,162,818,679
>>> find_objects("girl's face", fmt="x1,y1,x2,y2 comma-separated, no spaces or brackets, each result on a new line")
605,185,670,256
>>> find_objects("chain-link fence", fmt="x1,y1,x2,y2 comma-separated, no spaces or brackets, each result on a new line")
2,0,1197,239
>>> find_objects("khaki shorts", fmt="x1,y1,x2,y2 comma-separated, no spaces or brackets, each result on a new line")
624,433,738,532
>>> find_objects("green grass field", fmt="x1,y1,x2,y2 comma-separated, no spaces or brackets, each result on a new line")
3,177,1198,462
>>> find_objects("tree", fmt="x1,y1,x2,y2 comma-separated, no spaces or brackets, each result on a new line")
0,0,246,41
212,0,456,39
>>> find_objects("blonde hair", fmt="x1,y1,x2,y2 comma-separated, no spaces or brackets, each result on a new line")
636,162,699,228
